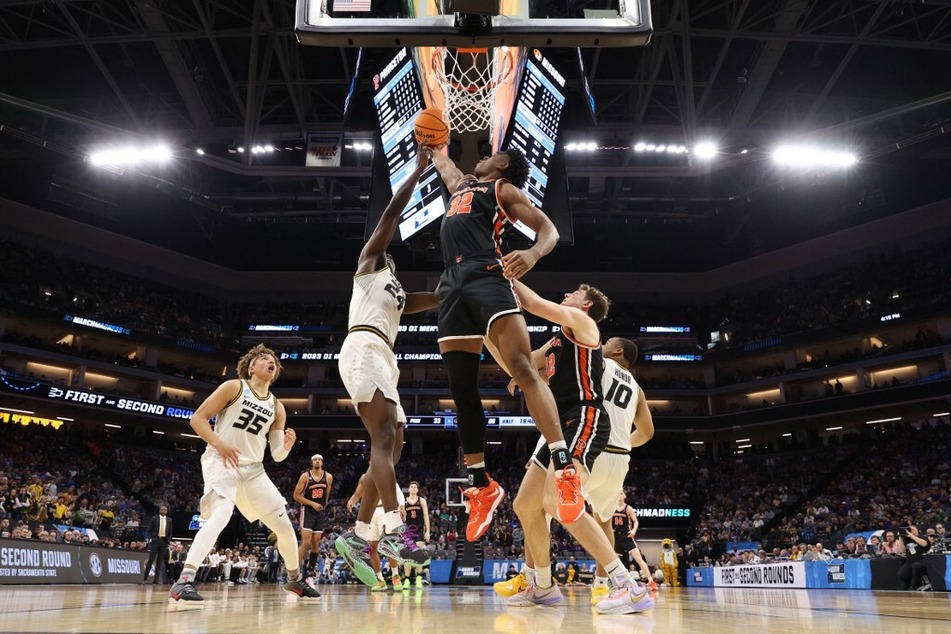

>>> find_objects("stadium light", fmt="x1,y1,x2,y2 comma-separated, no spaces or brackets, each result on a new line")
693,141,718,160
782,433,792,437
104,423,121,429
866,416,901,425
735,438,750,443
825,426,843,431
934,412,950,417
89,144,172,167
689,441,704,445
771,145,856,168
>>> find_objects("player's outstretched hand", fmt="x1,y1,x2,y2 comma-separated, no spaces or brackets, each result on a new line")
501,249,539,280
283,428,296,451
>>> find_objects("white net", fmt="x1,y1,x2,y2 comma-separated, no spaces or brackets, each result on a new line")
431,47,516,133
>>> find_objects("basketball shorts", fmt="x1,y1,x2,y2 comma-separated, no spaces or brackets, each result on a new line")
199,451,286,523
615,538,636,556
367,506,386,542
586,452,631,522
437,257,521,341
339,331,406,421
300,507,330,533
531,404,609,473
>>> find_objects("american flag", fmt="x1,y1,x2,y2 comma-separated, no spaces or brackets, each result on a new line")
333,0,372,11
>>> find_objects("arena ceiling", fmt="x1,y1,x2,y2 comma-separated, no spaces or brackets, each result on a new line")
3,0,951,273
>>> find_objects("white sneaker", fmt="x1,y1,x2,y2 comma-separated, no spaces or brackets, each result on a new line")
595,584,654,614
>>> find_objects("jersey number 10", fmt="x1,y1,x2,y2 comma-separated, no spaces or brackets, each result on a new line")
604,379,633,408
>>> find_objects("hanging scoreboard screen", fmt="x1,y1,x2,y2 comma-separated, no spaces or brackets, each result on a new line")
502,49,567,241
370,47,448,241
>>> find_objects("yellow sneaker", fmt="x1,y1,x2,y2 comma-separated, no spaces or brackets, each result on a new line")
494,572,529,598
590,584,610,605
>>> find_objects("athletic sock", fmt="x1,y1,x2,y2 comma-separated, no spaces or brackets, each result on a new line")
355,521,372,541
594,575,609,588
383,511,403,533
522,565,536,585
606,558,634,588
466,461,489,488
535,565,553,589
178,569,195,583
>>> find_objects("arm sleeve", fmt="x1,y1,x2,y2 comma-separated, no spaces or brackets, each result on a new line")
268,430,290,462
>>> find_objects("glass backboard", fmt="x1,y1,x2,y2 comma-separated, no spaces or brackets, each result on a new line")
296,0,653,48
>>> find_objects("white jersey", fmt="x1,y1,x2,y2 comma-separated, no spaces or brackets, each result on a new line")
347,265,405,346
376,482,406,509
602,359,640,452
206,380,277,465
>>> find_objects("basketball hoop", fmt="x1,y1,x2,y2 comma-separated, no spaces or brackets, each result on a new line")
431,46,516,133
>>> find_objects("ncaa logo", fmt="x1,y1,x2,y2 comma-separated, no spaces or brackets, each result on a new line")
89,553,102,577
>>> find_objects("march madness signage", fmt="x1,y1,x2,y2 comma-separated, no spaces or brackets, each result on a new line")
0,538,150,585
713,562,806,588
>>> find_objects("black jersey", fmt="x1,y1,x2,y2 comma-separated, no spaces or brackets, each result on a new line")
439,178,512,265
545,328,605,414
405,496,426,527
304,471,330,507
612,505,632,541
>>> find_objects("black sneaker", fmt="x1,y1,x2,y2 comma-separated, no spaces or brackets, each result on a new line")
284,578,321,599
168,581,204,605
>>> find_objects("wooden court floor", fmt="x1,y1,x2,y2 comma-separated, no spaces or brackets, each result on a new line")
1,583,949,634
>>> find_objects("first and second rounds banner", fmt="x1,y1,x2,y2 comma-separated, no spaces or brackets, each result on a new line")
0,538,149,584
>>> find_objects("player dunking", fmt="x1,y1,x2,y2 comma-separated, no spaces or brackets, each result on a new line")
169,344,320,604
500,282,653,614
293,454,333,575
430,148,582,541
334,150,436,586
400,480,431,589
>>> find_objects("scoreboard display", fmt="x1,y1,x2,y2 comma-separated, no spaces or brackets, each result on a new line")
371,48,448,241
503,49,567,241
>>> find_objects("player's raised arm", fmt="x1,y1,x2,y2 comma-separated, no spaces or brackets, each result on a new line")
430,147,467,192
357,150,431,274
498,183,559,280
512,280,600,346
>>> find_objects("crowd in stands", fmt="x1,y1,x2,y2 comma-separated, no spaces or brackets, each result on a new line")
3,412,950,591
3,236,951,363
0,425,148,549
684,420,951,575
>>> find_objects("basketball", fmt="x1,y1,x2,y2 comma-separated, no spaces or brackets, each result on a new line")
414,108,450,147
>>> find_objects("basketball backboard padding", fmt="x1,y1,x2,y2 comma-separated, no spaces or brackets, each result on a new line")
296,0,653,48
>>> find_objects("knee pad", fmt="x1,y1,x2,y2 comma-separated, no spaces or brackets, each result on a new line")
443,351,486,454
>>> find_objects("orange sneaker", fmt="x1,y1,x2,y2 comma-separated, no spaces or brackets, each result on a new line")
555,466,585,523
463,479,505,541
